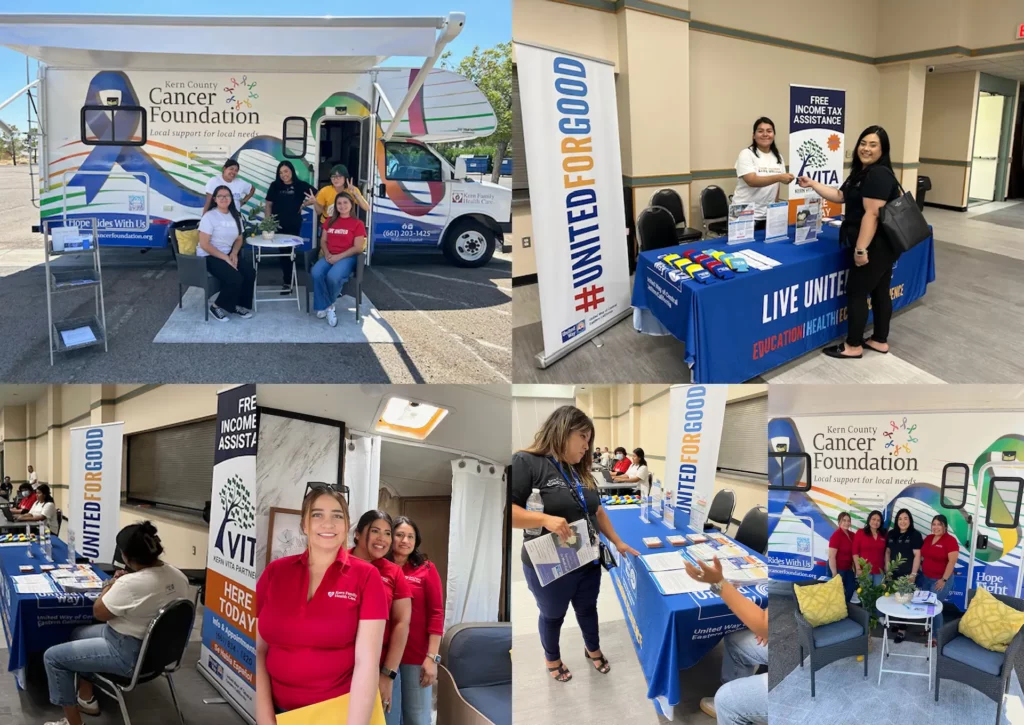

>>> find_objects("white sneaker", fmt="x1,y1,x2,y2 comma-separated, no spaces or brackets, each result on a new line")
326,306,338,328
316,309,328,319
43,718,71,725
78,694,100,715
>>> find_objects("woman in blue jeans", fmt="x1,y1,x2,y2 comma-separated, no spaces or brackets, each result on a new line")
42,522,190,725
313,192,366,328
917,514,960,647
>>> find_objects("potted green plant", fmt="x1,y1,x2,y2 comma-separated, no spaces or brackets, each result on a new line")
257,212,281,240
891,573,917,604
242,203,280,240
853,553,906,630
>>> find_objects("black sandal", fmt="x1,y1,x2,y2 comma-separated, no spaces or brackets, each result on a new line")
584,649,611,674
894,630,906,644
863,339,889,354
547,662,572,682
823,344,862,359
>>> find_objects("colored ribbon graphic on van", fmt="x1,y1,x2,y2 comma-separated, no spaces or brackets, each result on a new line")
71,71,205,206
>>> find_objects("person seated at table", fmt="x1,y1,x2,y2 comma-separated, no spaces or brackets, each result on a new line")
202,158,255,214
199,184,256,321
917,514,959,648
853,509,887,587
511,406,640,683
12,482,37,514
15,483,58,532
684,557,767,725
311,164,370,224
0,476,11,500
885,508,922,643
797,125,900,360
265,160,317,294
612,448,650,497
732,117,794,229
610,447,631,476
828,511,857,603
42,521,190,725
313,192,366,328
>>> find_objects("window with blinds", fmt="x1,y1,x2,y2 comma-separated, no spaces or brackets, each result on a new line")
127,418,217,514
717,396,768,478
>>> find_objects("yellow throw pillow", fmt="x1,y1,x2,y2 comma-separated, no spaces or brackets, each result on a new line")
176,228,199,256
958,586,1024,652
794,575,848,628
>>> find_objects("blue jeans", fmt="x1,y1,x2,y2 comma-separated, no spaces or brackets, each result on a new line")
44,624,141,707
384,666,402,725
398,663,433,725
523,560,602,661
716,629,768,724
917,573,954,636
312,255,357,312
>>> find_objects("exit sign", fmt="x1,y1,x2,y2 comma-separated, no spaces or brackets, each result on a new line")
1018,23,1024,40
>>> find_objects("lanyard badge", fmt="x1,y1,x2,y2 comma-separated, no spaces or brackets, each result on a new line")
550,458,596,546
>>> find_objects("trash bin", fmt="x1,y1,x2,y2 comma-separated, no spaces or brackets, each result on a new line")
916,175,932,211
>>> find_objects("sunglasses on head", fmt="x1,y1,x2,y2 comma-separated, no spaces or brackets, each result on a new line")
303,481,350,503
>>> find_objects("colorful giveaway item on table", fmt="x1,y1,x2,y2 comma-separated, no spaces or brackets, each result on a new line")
685,263,712,284
723,254,749,272
705,260,735,280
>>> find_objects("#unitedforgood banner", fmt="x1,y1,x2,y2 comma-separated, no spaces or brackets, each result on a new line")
67,422,124,563
198,385,260,719
664,385,728,530
789,85,845,222
514,43,631,366
767,410,1024,607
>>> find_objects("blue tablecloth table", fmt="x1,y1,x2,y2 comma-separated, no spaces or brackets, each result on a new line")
631,224,936,382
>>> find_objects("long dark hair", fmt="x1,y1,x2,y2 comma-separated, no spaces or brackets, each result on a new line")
388,515,428,568
35,483,53,504
210,184,243,236
275,159,297,184
749,117,784,165
632,447,647,467
117,521,164,567
523,405,596,489
865,509,886,537
850,125,893,177
353,509,393,548
893,507,916,535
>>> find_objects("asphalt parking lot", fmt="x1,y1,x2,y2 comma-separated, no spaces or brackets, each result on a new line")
0,165,511,383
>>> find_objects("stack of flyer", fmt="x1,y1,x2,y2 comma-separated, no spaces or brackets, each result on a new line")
50,565,105,593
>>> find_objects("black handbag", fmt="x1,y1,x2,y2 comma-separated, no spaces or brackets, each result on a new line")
877,166,931,256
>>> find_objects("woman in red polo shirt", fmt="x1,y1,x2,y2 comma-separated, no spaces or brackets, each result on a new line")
828,512,857,602
917,514,960,646
350,510,412,724
852,509,887,585
255,488,387,725
388,516,444,725
313,192,366,327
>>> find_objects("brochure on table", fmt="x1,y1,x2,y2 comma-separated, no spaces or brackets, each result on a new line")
638,532,768,594
765,202,789,242
525,520,599,587
728,203,756,244
794,198,821,244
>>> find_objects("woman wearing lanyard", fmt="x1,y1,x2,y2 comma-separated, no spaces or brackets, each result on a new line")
917,514,959,647
350,510,412,724
511,406,640,683
255,486,387,724
388,516,444,725
827,512,857,602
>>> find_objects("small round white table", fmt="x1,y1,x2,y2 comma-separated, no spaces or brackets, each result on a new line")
876,593,936,690
247,234,305,312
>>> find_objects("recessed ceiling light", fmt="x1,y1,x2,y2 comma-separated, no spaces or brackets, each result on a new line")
374,396,450,440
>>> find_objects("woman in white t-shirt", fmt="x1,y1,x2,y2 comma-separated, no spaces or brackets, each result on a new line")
732,117,794,228
612,447,651,497
198,185,256,321
202,158,255,214
42,521,190,725
15,483,57,532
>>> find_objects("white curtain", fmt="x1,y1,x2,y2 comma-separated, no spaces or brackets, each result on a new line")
344,435,381,545
445,458,504,628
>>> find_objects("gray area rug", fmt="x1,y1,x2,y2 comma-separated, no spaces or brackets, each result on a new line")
972,204,1024,230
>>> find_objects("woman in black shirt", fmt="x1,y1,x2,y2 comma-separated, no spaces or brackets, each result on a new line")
797,125,901,359
265,160,316,291
885,508,922,643
511,406,639,683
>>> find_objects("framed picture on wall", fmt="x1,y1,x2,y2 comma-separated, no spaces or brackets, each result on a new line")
267,507,306,566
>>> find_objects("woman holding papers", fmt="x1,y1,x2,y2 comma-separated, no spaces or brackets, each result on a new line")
42,522,189,725
388,516,444,725
612,447,651,497
828,512,857,602
852,510,887,585
732,117,794,228
350,510,412,724
917,515,960,647
884,508,922,643
511,406,640,683
255,486,387,725
797,125,900,360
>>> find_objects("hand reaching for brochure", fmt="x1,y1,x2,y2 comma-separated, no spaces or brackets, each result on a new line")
615,540,641,557
683,555,724,585
544,515,573,542
796,176,814,189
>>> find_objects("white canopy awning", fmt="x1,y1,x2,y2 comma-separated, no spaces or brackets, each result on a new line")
0,14,452,72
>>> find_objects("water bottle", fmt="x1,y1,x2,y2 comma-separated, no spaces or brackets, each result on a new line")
525,488,544,536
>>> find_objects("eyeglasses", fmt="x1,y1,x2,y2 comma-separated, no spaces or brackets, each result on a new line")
215,195,231,200
304,481,350,503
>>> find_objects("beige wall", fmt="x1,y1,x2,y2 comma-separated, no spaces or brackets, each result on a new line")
512,0,619,69
877,0,1024,56
921,71,979,207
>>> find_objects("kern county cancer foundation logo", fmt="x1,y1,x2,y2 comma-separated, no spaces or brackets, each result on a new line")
882,417,919,457
223,75,258,111
214,474,256,564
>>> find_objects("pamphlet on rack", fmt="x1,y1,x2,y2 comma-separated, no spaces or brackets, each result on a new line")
689,495,709,532
727,203,756,244
51,226,92,252
60,327,97,348
524,520,599,587
765,201,789,242
794,198,821,244
662,489,676,529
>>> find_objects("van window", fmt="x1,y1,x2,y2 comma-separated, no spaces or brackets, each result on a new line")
384,143,442,182
282,116,307,159
80,105,147,146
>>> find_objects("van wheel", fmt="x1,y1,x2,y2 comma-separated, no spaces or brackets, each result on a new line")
443,219,495,267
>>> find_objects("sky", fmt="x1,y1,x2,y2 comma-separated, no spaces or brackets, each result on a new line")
0,0,510,128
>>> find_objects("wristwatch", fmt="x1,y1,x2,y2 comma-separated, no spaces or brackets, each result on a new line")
380,666,398,680
428,653,442,664
710,581,724,595
854,248,868,257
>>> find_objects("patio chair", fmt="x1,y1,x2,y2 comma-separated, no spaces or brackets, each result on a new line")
297,248,366,322
793,580,870,696
437,622,511,725
169,223,221,322
935,588,1024,725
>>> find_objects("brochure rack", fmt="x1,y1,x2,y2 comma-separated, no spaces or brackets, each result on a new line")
43,218,108,365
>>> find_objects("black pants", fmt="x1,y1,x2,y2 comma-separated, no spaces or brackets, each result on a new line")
278,218,302,285
206,255,255,313
846,237,894,347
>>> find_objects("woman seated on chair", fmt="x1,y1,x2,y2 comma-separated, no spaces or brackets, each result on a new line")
11,482,36,513
610,447,631,476
15,483,58,532
198,185,256,322
313,192,366,329
611,448,650,497
42,521,190,725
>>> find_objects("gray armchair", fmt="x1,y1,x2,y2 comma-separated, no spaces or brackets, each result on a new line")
936,588,1024,725
793,580,870,696
437,622,510,725
169,224,221,322
297,248,365,322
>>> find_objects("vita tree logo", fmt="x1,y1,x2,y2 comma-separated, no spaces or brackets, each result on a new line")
214,474,256,566
795,133,841,185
